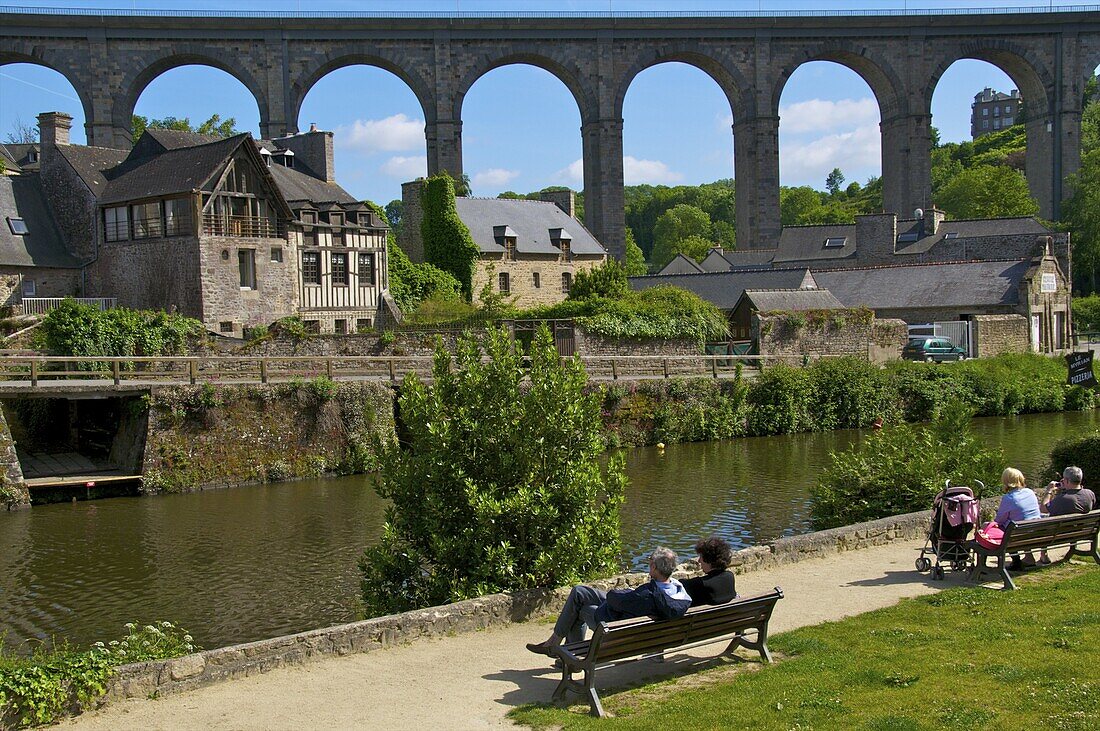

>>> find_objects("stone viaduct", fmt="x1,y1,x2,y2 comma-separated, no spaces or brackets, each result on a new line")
3,7,1100,258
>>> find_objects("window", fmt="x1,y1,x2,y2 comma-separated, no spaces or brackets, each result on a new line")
356,318,371,332
238,249,257,290
823,236,847,248
1005,116,1014,125
132,201,162,239
164,198,192,236
302,251,321,285
982,120,989,129
533,272,541,288
897,232,920,244
331,252,349,285
943,231,959,240
7,217,27,235
562,272,572,293
994,106,1000,116
498,272,510,294
334,319,348,335
993,119,1000,130
303,320,320,334
301,211,317,224
271,246,284,263
560,240,571,258
504,238,516,260
1006,105,1013,114
104,206,129,241
357,252,375,286
21,278,35,297
219,321,234,333
982,108,989,116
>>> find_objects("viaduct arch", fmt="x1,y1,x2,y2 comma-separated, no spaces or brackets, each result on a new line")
2,8,1099,258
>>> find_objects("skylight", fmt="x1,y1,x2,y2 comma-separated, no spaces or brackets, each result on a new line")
896,232,920,244
7,217,27,235
943,232,959,240
823,236,846,248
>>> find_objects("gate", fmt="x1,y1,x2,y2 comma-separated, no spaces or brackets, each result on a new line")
513,319,575,356
908,321,974,357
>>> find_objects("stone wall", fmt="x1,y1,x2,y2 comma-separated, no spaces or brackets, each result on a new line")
472,254,604,309
0,404,28,510
870,318,907,363
38,141,98,262
87,234,204,318
398,180,425,263
197,233,299,336
974,314,1030,358
102,504,939,702
1,267,82,309
756,308,879,361
141,382,395,493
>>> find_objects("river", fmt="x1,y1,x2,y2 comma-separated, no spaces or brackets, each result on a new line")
1,410,1096,653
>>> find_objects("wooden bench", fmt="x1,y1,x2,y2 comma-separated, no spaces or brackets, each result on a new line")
970,510,1100,590
548,587,784,718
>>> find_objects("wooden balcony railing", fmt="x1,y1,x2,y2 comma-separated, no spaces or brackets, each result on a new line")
202,214,285,239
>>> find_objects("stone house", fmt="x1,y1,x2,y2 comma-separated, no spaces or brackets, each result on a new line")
729,288,845,342
10,111,389,335
399,182,606,307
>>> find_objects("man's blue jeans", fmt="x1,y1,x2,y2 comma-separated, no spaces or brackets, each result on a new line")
554,585,607,643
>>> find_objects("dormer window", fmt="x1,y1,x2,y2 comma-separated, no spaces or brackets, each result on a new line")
329,212,344,227
275,149,294,169
823,237,846,248
493,225,517,259
549,227,573,259
359,213,373,226
260,148,272,167
301,210,317,224
27,151,37,163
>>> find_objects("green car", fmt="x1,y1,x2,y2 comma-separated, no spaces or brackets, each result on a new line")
902,336,967,362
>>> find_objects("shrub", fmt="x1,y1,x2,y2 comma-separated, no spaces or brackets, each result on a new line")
568,259,629,300
420,175,480,298
1071,295,1100,332
359,326,626,615
1047,432,1100,487
746,364,813,436
810,404,1003,529
387,239,463,313
807,357,897,431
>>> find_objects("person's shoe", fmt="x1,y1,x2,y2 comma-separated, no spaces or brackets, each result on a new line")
1038,555,1052,566
1020,556,1038,569
1009,556,1022,571
526,641,556,657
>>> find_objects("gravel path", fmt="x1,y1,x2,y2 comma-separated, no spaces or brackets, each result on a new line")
61,538,968,731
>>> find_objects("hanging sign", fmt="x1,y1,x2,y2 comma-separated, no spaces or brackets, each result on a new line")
1066,351,1097,388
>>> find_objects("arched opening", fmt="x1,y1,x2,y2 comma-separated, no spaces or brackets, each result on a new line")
928,56,1047,219
127,63,262,147
777,61,884,225
0,62,87,146
297,64,427,208
620,61,737,271
459,64,582,199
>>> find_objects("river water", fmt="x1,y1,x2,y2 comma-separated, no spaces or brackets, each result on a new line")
2,410,1097,652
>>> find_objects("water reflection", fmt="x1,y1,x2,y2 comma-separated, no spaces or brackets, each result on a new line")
1,410,1096,651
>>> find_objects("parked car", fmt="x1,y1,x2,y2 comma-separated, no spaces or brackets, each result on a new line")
902,337,967,362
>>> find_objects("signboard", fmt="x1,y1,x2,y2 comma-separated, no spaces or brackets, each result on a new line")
1041,273,1057,293
1066,351,1097,388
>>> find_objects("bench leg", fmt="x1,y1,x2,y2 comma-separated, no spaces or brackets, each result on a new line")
731,627,773,664
583,671,605,718
997,554,1017,591
968,552,988,584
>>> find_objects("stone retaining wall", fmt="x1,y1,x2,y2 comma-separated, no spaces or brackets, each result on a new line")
0,405,28,510
103,504,946,701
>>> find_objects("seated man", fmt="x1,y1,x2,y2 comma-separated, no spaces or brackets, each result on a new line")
681,536,737,606
1040,465,1097,564
526,547,692,655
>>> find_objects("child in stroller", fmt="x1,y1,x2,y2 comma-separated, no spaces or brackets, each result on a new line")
915,480,983,579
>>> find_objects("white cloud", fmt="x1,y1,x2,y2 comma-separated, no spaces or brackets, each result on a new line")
779,124,880,186
624,156,683,185
553,158,585,185
472,168,520,188
379,155,427,179
335,114,424,154
778,98,879,134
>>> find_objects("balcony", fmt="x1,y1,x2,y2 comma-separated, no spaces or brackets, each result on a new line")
202,213,285,239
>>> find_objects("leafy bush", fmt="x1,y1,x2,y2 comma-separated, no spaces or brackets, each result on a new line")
387,238,463,313
38,300,202,367
420,175,480,298
402,292,478,326
810,405,1003,529
568,259,628,301
807,357,897,431
360,326,626,615
746,364,813,436
1047,432,1100,488
0,621,196,729
1072,295,1100,332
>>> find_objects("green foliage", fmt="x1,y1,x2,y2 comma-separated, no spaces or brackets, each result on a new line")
420,175,480,297
386,236,463,313
402,292,478,326
650,204,712,269
810,404,1003,529
1072,294,1100,332
623,228,647,276
519,285,729,345
599,377,749,447
1047,432,1100,490
746,364,814,436
38,300,202,368
268,315,310,341
1063,149,1100,294
936,165,1039,219
307,375,338,403
568,260,628,301
0,621,196,729
131,113,237,143
826,167,845,195
624,179,735,260
359,327,626,615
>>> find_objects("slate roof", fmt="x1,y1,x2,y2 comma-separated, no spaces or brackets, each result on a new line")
99,134,247,205
715,249,779,269
741,289,845,312
141,128,225,152
454,197,605,256
700,249,733,272
55,145,129,196
659,253,705,275
772,224,859,263
813,260,1029,310
0,145,19,173
0,174,82,268
2,143,39,172
267,163,358,207
630,268,817,310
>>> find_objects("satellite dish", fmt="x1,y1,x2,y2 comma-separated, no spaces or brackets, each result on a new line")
914,208,924,219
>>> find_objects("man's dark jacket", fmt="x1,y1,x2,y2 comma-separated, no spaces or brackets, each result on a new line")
594,580,693,624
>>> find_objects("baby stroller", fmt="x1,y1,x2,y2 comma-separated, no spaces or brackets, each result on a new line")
915,480,983,580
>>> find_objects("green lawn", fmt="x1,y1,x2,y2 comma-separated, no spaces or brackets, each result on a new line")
510,564,1099,730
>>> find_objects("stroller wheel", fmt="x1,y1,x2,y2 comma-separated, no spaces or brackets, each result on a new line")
933,566,945,580
915,557,932,572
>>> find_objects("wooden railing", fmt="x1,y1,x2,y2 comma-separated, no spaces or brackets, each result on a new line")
19,298,117,315
0,353,836,390
201,214,285,239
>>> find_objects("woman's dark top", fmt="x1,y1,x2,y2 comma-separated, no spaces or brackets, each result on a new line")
681,569,737,606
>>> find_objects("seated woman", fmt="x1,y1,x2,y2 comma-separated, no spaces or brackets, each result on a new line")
681,536,737,605
995,467,1042,568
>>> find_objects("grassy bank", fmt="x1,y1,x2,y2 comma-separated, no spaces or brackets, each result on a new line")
511,564,1098,730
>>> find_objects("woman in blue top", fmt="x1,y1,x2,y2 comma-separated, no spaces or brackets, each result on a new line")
995,467,1042,568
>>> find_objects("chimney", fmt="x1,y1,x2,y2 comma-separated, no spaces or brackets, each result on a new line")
540,189,576,219
855,212,898,263
399,180,426,263
37,111,72,148
923,206,945,237
273,127,335,183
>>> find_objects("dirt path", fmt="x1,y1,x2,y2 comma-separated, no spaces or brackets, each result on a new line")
61,538,968,731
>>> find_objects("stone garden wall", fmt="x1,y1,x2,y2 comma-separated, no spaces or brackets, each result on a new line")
756,308,903,362
974,314,1031,358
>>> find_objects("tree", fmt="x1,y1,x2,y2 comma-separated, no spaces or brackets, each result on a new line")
420,175,480,298
569,259,628,300
780,186,826,225
936,165,1039,220
386,236,462,313
130,114,238,144
623,228,647,276
1063,148,1100,294
649,203,712,269
825,168,846,195
359,326,626,615
5,116,37,144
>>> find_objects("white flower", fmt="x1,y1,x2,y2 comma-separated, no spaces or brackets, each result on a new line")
108,640,119,647
124,623,136,630
93,641,105,647
183,635,193,642
144,625,157,633
142,641,151,647
160,621,173,628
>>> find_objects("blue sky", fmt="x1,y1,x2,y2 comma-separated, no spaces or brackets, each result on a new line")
1,1,1090,204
